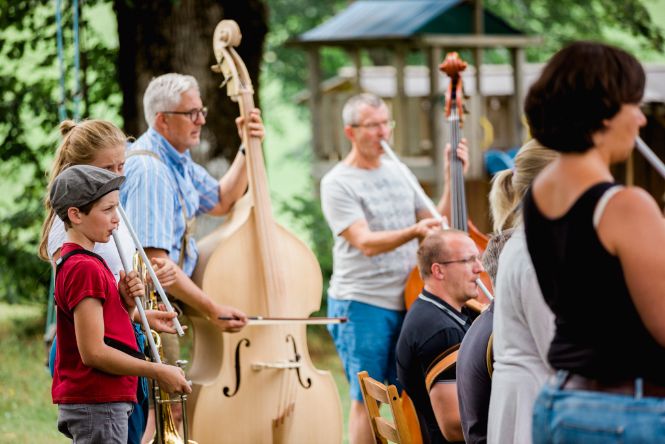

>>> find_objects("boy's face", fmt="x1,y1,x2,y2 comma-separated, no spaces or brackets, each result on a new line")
74,191,120,244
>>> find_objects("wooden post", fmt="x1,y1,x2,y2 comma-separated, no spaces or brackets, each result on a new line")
474,0,484,102
350,48,362,93
428,46,444,196
473,0,485,179
511,47,526,145
626,151,635,186
308,48,323,158
395,44,408,155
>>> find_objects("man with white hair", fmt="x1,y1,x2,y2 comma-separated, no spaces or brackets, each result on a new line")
121,73,263,439
123,72,262,329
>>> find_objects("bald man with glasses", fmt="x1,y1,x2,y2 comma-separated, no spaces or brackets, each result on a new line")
396,230,483,444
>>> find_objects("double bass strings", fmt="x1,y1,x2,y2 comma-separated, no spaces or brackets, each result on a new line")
449,104,467,231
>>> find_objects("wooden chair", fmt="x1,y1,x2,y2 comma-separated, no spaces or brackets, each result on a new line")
357,371,413,444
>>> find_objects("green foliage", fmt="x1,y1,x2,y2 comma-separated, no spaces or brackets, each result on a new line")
0,0,119,303
0,303,67,442
279,193,333,289
484,0,664,61
265,0,665,95
264,0,348,96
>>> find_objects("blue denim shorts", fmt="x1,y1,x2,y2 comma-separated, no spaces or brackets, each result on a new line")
533,370,665,444
327,296,405,401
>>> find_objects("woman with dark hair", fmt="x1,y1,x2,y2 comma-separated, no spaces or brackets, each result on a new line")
523,41,665,443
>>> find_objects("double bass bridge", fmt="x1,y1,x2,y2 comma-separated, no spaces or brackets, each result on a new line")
251,361,301,370
251,334,312,390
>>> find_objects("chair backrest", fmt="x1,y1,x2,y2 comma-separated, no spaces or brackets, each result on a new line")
357,371,413,444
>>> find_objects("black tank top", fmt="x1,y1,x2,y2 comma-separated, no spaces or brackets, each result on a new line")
523,182,665,383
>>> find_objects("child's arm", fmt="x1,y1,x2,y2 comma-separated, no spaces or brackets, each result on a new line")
73,298,191,394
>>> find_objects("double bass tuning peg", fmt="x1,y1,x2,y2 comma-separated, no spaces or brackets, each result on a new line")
210,62,234,93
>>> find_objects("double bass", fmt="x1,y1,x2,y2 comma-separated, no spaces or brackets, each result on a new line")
186,20,342,443
403,51,492,310
382,51,493,443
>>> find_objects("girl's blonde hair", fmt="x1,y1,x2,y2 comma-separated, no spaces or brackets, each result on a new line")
489,139,559,232
38,119,126,260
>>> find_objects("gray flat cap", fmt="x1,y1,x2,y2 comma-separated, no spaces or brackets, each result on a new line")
50,164,125,221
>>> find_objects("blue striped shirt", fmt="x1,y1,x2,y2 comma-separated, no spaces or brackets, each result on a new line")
120,128,220,277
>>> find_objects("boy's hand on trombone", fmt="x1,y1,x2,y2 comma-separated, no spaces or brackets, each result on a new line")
118,270,144,309
155,363,192,394
150,257,177,288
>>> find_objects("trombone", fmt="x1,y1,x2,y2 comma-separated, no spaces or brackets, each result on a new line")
636,137,665,179
113,203,196,444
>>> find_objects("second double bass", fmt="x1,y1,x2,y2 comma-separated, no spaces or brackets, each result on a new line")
402,52,492,310
186,20,342,443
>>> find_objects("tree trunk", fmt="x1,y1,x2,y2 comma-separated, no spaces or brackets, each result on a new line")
114,0,267,161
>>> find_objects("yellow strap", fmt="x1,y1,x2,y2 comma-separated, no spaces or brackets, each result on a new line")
425,344,460,392
486,333,494,378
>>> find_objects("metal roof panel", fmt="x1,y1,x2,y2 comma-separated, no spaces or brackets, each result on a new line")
296,0,523,43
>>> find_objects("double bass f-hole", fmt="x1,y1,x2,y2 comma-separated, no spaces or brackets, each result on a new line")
286,334,312,389
223,338,250,398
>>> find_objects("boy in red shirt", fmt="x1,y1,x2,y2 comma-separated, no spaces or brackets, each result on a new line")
47,164,190,443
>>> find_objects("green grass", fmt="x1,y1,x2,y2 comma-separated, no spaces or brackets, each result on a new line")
0,303,352,443
0,303,67,443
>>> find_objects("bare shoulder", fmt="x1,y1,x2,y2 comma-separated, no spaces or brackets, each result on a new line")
599,186,665,253
605,186,661,217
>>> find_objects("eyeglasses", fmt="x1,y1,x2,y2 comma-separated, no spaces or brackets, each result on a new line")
160,107,208,122
351,120,396,130
436,255,481,266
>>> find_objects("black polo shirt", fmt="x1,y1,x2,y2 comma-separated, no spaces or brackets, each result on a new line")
396,289,474,444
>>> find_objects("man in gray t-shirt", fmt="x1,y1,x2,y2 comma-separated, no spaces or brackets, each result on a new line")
320,93,467,444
